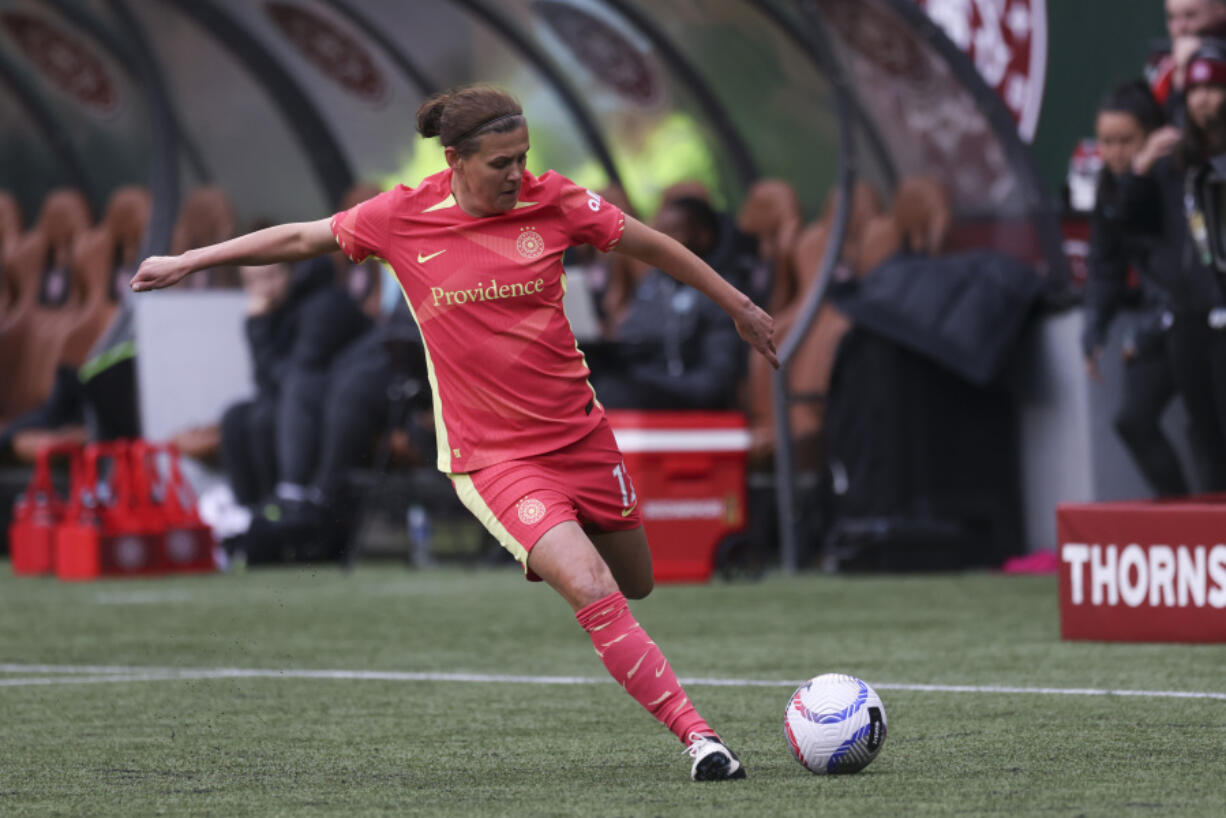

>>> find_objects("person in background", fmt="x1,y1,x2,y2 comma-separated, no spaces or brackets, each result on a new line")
252,289,433,561
1152,0,1226,122
1167,0,1226,37
1124,41,1226,490
1083,80,1189,497
590,196,750,410
220,252,369,562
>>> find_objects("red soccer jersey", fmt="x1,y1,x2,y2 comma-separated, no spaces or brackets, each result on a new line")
330,168,626,473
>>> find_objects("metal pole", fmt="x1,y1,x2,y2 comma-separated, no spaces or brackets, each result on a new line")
451,0,627,193
601,0,760,192
880,0,1070,286
104,0,182,255
773,1,857,573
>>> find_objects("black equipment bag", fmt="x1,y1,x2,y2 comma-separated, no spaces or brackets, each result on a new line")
818,327,1024,571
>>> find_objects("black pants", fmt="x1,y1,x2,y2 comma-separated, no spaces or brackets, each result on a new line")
1166,315,1226,491
220,398,277,505
0,366,84,460
276,331,392,499
1113,337,1188,497
0,359,139,459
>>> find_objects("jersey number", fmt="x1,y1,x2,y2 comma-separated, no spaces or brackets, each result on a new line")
612,460,637,507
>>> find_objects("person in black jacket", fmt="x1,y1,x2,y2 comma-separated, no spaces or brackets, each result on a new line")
220,259,322,509
1123,42,1226,490
220,254,372,560
591,197,750,410
1083,80,1190,497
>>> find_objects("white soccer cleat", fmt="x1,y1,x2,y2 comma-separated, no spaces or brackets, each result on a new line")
686,735,747,781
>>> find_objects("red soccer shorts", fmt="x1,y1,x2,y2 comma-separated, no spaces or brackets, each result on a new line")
449,416,643,580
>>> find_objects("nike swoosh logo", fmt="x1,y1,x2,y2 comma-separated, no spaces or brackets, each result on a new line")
655,663,667,678
417,250,446,263
646,691,672,707
621,503,637,517
626,650,649,680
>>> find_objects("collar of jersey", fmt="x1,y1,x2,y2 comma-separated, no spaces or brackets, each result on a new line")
423,169,539,218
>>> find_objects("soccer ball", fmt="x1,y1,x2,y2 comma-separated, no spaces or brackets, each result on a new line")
783,673,887,774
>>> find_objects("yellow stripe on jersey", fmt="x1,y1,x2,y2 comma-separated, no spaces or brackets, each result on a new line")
385,261,454,473
423,193,456,213
450,473,530,565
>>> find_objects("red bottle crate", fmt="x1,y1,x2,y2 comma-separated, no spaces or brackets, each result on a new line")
130,441,215,573
54,441,164,580
9,443,82,575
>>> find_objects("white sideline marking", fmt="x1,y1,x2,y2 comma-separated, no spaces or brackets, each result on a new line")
875,682,1226,701
0,674,184,687
94,590,192,605
1,663,1225,700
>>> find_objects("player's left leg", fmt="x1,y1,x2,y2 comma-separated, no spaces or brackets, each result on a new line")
588,525,653,599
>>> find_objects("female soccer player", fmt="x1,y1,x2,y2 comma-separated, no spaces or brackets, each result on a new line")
131,85,776,781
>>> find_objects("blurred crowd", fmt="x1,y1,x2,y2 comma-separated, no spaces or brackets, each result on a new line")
31,4,1226,566
0,158,961,564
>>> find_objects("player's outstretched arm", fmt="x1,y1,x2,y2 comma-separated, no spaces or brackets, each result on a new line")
130,217,338,292
613,215,778,369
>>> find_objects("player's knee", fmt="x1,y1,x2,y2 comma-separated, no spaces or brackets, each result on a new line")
567,562,621,608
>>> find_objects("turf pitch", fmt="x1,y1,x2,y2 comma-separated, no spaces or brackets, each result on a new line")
1,562,1224,816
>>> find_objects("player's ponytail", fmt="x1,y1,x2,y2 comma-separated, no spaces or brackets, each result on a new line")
415,85,525,156
416,93,449,140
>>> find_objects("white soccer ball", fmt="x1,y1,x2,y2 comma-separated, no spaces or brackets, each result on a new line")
783,673,887,774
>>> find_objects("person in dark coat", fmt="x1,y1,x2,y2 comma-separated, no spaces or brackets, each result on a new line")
220,254,371,560
1121,42,1226,490
1082,80,1190,497
591,197,750,411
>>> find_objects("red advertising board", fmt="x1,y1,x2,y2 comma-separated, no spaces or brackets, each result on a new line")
1057,499,1226,643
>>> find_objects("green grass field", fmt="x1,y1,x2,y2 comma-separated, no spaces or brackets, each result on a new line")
1,562,1224,816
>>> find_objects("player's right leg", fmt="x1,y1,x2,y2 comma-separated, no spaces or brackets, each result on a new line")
451,445,746,780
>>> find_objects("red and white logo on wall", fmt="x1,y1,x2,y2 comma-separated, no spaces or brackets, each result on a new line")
1,12,119,116
532,1,663,107
264,1,387,106
916,0,1048,142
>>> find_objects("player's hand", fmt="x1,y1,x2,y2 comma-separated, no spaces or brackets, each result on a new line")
246,290,276,316
1173,35,1203,89
734,301,779,369
130,255,193,292
1132,126,1181,175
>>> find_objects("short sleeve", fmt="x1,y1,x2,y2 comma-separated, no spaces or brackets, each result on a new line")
330,189,395,263
550,174,626,252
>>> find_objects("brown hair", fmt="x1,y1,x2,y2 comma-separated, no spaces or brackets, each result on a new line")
416,85,525,156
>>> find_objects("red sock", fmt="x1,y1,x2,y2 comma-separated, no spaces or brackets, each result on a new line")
576,591,715,746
